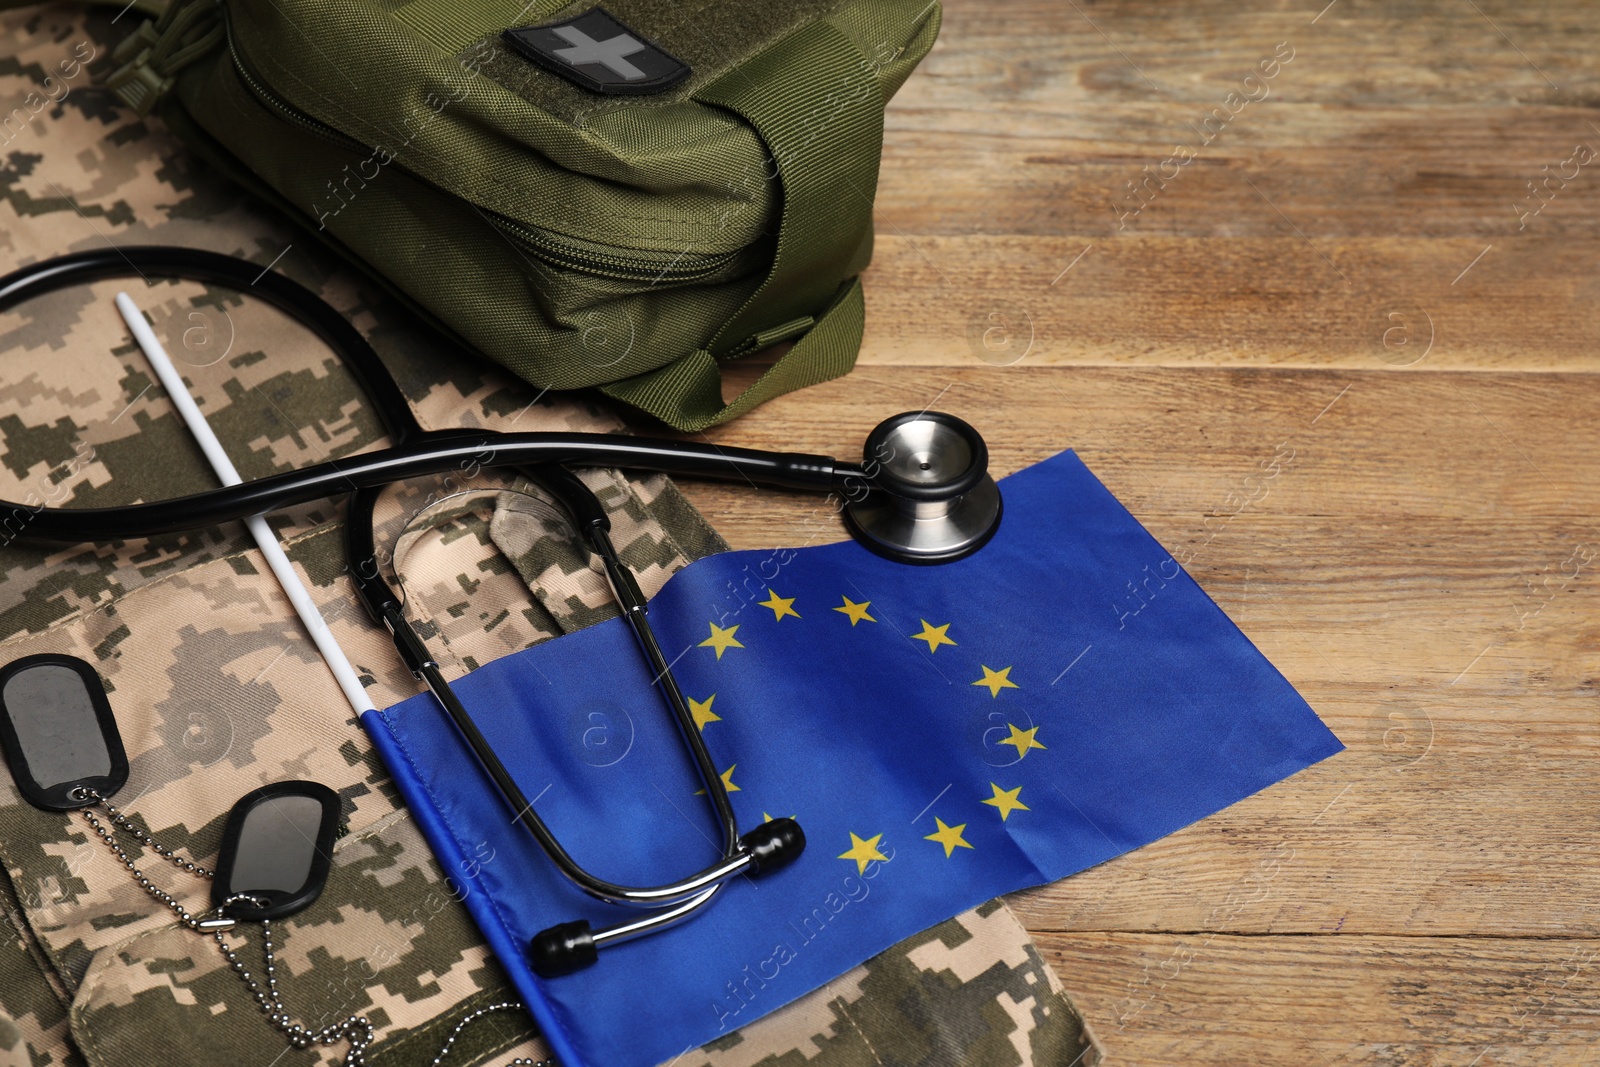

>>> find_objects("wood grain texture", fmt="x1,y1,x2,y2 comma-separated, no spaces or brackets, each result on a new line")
652,1,1600,1061
855,0,1600,371
1038,932,1600,1066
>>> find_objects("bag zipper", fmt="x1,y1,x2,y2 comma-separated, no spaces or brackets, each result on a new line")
225,17,364,151
484,213,738,283
224,18,739,285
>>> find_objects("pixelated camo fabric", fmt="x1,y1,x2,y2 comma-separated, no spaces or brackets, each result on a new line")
0,7,1100,1067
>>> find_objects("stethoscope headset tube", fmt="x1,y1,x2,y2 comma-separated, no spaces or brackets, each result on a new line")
0,247,1002,975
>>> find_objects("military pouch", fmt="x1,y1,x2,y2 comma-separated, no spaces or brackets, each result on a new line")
102,0,942,430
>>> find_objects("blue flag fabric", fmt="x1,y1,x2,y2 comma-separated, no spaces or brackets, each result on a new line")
361,450,1343,1067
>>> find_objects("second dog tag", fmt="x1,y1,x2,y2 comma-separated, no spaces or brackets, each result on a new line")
213,781,340,922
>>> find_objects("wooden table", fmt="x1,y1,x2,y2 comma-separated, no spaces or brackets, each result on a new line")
673,3,1600,1063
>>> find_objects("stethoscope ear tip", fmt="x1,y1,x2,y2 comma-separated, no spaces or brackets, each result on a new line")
740,816,806,876
530,919,599,978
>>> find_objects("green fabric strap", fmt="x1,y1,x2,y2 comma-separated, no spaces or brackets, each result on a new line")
600,277,865,432
602,19,885,429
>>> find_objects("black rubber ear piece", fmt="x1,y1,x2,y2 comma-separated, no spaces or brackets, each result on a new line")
530,920,598,978
213,781,341,922
741,817,805,874
0,654,127,811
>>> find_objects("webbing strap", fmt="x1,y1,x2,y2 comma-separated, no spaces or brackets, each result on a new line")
600,277,864,432
604,19,884,429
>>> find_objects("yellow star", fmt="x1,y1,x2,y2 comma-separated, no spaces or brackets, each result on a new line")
699,622,744,659
999,723,1046,760
972,664,1019,698
923,817,973,857
982,783,1030,821
838,831,888,874
759,590,801,621
833,597,876,626
695,765,741,795
688,694,720,731
762,811,798,823
911,619,957,653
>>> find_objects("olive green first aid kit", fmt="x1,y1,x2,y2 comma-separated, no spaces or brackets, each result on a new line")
103,0,941,429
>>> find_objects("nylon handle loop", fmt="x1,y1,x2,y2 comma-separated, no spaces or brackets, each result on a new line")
600,277,864,432
602,20,884,429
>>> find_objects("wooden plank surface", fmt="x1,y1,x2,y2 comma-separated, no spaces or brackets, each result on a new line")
667,2,1600,1062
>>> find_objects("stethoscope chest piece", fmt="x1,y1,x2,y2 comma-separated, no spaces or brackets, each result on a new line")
844,411,1003,565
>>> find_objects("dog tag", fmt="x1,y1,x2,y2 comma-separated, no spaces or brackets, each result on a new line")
213,781,340,921
0,655,127,810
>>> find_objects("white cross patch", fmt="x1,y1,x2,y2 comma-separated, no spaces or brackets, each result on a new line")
550,25,648,80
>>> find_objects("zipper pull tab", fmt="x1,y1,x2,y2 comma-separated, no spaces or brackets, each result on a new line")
105,0,223,116
729,315,815,358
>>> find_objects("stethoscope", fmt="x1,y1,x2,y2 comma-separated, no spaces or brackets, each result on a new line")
0,247,1003,975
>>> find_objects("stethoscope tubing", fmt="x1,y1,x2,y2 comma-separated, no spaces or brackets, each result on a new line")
0,428,855,541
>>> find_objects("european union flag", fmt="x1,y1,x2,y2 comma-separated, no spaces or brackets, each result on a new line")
362,450,1343,1067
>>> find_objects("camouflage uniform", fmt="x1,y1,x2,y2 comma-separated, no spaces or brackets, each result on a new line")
0,6,1102,1066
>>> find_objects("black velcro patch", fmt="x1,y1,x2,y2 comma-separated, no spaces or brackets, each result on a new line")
502,7,691,96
